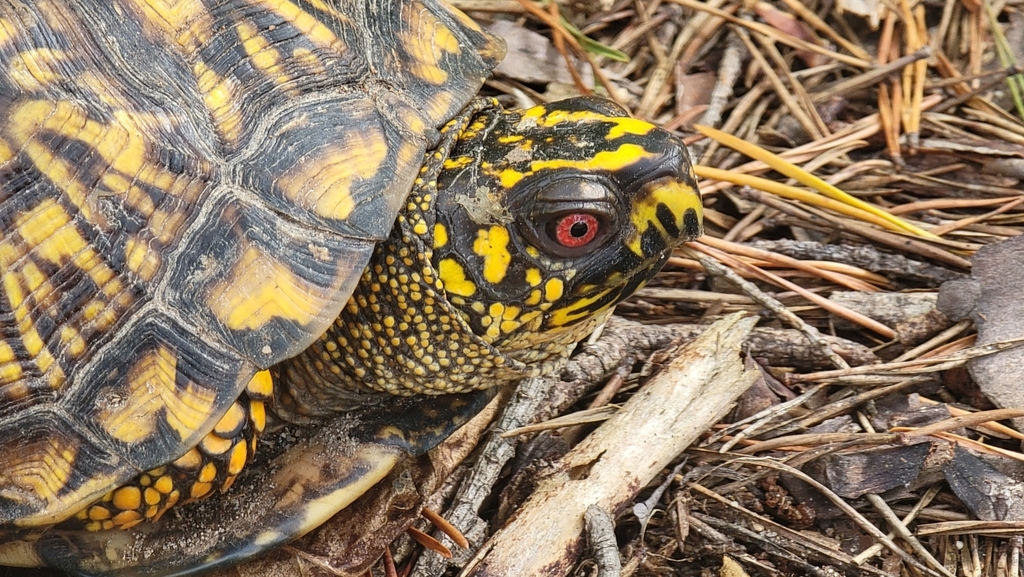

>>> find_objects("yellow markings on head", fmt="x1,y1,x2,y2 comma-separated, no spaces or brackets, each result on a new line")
626,179,704,257
437,258,476,297
208,246,339,331
544,278,564,302
433,224,449,248
98,345,219,444
498,144,656,189
277,135,387,220
518,108,653,139
548,289,613,328
524,289,542,307
498,168,526,190
413,221,428,236
525,267,542,287
443,156,473,170
497,304,522,335
519,309,542,326
606,117,656,139
472,226,512,284
531,144,655,175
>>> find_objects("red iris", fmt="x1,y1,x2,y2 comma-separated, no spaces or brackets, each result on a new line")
553,213,599,248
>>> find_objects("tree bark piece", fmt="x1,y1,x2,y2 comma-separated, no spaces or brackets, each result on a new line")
829,290,952,344
460,313,760,577
745,239,965,287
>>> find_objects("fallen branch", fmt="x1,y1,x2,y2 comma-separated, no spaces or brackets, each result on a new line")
460,313,760,576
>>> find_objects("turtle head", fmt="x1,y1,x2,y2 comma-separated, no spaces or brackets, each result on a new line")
432,97,703,362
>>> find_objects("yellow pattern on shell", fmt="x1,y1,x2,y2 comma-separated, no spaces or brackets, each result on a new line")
207,245,338,331
277,134,388,221
402,3,461,86
0,340,21,384
235,20,295,96
257,0,347,51
121,0,213,52
97,345,218,444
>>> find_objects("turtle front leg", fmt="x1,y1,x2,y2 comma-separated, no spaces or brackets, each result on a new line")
72,371,272,532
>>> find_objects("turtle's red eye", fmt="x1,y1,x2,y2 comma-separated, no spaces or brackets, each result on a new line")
554,213,599,248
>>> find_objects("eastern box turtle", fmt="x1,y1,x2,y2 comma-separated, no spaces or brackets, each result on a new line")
0,0,703,575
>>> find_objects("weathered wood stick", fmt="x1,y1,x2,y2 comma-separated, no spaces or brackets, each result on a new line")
460,313,760,577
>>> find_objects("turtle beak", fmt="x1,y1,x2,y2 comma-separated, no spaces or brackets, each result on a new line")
625,175,703,260
648,177,704,241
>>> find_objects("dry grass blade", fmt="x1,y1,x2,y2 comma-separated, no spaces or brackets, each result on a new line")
695,124,938,238
695,165,913,234
700,236,879,291
420,508,469,549
666,0,871,67
407,527,453,560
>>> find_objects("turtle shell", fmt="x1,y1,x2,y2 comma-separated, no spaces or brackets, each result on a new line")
0,0,503,531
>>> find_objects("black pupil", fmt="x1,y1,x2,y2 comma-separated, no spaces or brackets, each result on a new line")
570,221,589,238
